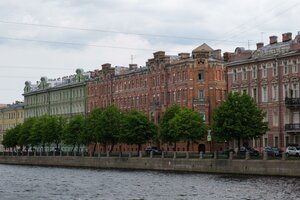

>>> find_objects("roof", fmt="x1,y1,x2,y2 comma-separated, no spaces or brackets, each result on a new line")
192,43,213,52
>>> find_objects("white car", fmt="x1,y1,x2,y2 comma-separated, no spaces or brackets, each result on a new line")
286,146,300,157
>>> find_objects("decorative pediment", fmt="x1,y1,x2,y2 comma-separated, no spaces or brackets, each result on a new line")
271,77,278,84
261,78,268,85
290,76,299,82
282,77,289,83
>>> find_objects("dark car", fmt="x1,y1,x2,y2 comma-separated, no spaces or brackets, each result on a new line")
145,146,162,155
264,147,282,157
239,146,259,157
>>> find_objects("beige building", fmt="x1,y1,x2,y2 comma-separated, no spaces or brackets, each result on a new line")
0,102,24,151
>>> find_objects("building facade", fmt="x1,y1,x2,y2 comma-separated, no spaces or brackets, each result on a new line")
0,102,24,151
87,44,227,152
225,32,300,150
23,69,90,119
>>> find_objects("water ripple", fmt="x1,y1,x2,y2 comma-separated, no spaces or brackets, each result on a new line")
0,164,299,200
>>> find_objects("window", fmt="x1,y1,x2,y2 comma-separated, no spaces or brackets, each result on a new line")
292,83,299,98
274,137,279,147
252,66,257,79
284,61,288,74
253,88,257,102
292,60,298,73
285,136,289,147
262,86,268,102
242,89,247,94
262,65,267,77
272,63,277,76
272,85,278,101
198,70,205,81
273,111,278,126
284,111,289,124
233,69,237,81
284,84,289,98
242,68,247,80
198,90,205,100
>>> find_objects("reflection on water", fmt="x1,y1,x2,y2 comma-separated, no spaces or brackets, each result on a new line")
0,164,299,200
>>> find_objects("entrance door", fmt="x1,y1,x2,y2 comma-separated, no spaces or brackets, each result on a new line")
198,144,206,153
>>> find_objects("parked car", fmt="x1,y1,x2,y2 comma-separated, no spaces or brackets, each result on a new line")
239,146,259,157
286,146,300,157
145,146,162,155
264,147,282,157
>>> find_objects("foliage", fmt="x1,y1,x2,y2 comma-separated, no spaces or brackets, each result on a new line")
63,115,86,152
19,118,37,149
169,108,207,150
84,108,103,154
121,110,157,152
159,105,181,145
212,92,269,148
98,105,123,151
2,124,21,149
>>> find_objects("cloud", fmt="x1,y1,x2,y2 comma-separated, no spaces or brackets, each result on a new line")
0,0,300,103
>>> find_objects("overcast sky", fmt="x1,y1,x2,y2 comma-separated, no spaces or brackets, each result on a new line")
0,0,300,104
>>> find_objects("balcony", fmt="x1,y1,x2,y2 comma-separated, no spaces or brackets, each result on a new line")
285,123,300,134
285,97,300,108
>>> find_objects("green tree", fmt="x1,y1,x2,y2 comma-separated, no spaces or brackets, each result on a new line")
121,110,157,153
19,118,37,151
84,108,103,155
2,124,21,151
99,105,122,152
159,105,181,150
63,115,85,152
169,108,207,151
212,92,269,150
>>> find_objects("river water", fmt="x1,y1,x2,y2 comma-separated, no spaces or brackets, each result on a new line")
0,164,299,200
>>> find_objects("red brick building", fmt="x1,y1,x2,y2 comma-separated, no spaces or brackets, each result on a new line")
225,32,300,150
87,44,226,152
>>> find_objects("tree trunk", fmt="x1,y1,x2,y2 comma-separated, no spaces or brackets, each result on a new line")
186,141,190,152
174,142,177,151
138,144,141,153
77,144,80,153
92,143,97,156
110,143,114,153
42,144,45,152
237,138,241,152
71,145,75,153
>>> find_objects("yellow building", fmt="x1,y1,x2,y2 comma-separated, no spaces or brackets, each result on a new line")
0,102,24,151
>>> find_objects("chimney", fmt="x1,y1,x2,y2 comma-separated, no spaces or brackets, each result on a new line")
269,36,278,44
129,64,138,70
102,63,111,71
223,52,231,62
256,42,264,49
178,52,190,59
153,51,165,58
282,32,292,42
212,49,221,59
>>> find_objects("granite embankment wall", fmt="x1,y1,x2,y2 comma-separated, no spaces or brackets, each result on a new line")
0,155,300,177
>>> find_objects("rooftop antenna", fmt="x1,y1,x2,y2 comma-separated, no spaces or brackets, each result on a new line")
247,40,252,50
130,55,136,64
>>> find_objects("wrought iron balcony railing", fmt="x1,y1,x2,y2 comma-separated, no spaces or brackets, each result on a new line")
285,97,300,107
285,123,300,132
